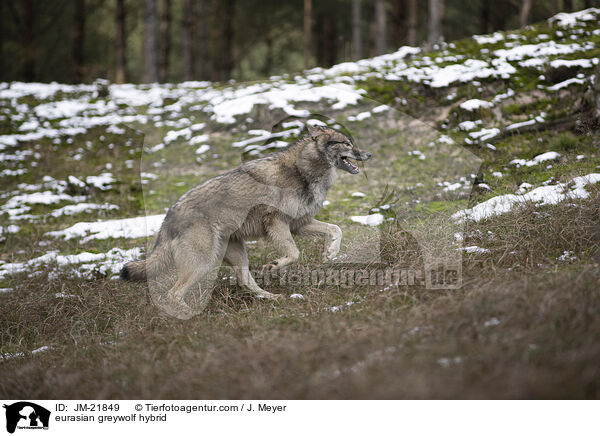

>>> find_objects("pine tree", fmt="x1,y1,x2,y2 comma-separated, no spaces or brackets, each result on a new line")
143,0,159,82
374,0,386,55
352,0,362,60
159,0,171,83
115,0,127,83
428,0,444,48
407,0,418,46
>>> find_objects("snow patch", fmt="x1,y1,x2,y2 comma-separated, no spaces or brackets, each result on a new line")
350,213,384,226
462,246,490,254
0,247,143,280
459,99,492,111
453,173,600,222
510,151,561,168
49,203,119,218
46,214,165,242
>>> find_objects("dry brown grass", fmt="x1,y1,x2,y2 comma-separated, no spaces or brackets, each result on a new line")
1,189,599,399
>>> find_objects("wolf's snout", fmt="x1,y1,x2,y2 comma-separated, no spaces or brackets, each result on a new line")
356,150,371,161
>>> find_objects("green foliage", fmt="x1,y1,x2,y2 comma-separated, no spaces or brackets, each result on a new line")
549,132,580,152
359,79,399,105
503,99,553,116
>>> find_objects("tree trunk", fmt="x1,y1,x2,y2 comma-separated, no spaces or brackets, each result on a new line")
143,0,159,82
427,0,444,48
182,0,194,81
263,32,273,77
407,0,418,45
392,0,407,48
593,62,600,121
159,0,171,83
115,0,126,83
352,0,362,60
304,0,312,68
490,0,508,32
519,0,533,27
196,0,208,80
550,0,559,14
325,15,337,66
374,0,386,55
0,1,3,81
316,12,337,67
210,0,235,82
73,0,85,82
315,11,338,67
563,0,573,11
22,0,34,82
481,0,490,34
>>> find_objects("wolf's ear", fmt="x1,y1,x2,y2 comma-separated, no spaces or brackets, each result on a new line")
306,124,322,138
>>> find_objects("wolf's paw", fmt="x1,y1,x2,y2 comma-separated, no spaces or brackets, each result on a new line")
324,225,342,261
255,290,280,300
262,256,295,272
325,240,341,261
261,262,279,273
162,296,196,320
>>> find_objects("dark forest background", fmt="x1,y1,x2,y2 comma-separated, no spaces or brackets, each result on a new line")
1,0,598,84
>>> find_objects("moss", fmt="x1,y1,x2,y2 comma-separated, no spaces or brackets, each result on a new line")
548,132,580,152
502,98,554,116
511,67,544,92
359,78,399,105
415,200,457,215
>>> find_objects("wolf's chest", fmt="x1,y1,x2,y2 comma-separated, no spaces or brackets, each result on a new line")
295,171,336,218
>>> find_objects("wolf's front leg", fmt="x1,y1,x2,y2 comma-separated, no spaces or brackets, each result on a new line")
263,218,300,271
224,239,279,300
297,219,342,261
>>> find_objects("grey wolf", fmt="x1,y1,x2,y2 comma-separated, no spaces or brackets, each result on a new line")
121,125,371,314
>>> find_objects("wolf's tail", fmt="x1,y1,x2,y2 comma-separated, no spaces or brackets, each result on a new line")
120,259,147,281
120,243,171,282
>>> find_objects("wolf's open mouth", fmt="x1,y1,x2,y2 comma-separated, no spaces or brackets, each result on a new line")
340,156,360,174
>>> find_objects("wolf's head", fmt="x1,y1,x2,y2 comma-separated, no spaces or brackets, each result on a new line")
307,125,371,174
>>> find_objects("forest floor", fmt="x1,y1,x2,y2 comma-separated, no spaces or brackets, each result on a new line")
1,8,599,399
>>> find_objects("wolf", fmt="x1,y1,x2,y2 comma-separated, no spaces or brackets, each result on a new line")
120,125,371,314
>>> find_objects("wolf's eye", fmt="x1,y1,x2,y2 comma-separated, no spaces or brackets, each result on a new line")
327,140,352,148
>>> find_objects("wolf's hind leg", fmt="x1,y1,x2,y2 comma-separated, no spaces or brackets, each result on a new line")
167,268,213,313
159,267,212,319
297,218,342,261
167,235,221,311
224,239,279,300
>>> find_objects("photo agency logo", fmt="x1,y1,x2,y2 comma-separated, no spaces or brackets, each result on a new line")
134,89,482,318
233,263,461,289
3,402,50,433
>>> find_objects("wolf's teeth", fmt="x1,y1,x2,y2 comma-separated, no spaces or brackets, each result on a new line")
342,157,359,172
